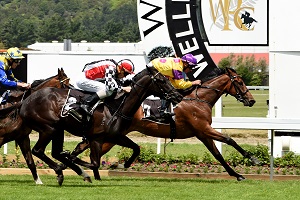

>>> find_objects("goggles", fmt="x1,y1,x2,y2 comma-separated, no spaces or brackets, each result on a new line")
13,59,22,64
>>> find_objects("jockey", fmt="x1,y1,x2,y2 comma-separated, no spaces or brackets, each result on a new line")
0,47,31,90
76,59,135,114
147,53,201,121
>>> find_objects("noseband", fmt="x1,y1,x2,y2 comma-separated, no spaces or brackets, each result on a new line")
227,73,249,102
59,77,70,88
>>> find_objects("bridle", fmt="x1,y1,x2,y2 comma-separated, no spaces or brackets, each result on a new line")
226,69,249,102
22,75,70,101
183,68,249,106
59,77,70,88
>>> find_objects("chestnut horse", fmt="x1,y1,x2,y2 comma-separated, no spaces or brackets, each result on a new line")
0,68,69,184
18,66,183,186
68,67,258,181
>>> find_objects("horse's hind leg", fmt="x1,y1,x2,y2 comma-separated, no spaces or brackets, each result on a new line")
61,138,102,180
16,134,43,184
51,129,92,183
202,127,260,165
69,140,116,160
106,135,140,169
68,139,90,161
88,139,104,180
32,131,66,185
199,137,245,181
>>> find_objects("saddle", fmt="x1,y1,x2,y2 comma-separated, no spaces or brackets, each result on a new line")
142,99,177,141
61,89,101,123
0,90,10,105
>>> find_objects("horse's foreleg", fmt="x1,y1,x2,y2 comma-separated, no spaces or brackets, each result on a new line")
89,139,103,180
32,134,65,186
16,135,43,185
106,135,140,169
199,137,245,181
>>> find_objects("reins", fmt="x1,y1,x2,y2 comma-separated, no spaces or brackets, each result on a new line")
226,74,249,102
105,95,133,125
182,84,223,107
182,69,249,106
105,66,176,122
21,75,70,102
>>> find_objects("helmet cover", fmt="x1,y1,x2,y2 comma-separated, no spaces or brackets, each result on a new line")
181,53,197,66
5,47,25,60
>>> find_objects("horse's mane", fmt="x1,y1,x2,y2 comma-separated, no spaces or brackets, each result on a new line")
0,102,21,118
31,75,56,88
177,67,227,96
132,67,148,82
201,67,225,83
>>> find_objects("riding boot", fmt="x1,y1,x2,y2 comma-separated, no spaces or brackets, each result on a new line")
158,100,174,122
81,93,101,114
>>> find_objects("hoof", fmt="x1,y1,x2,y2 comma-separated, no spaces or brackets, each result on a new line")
109,162,119,169
110,162,125,169
35,177,43,185
237,176,246,181
57,174,64,186
251,157,261,165
83,177,92,183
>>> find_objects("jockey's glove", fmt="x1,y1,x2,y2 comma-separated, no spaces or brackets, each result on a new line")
121,86,132,93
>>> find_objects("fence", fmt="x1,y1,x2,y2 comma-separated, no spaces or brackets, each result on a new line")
211,117,300,180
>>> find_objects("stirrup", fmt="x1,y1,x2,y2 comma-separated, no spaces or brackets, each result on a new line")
160,111,175,117
80,104,92,115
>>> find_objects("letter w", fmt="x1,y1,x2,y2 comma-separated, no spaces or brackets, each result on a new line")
140,0,164,37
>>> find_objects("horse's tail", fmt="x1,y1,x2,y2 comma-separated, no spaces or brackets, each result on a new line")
0,102,22,118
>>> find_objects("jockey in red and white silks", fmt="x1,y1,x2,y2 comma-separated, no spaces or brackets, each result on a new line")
76,59,135,114
76,59,134,98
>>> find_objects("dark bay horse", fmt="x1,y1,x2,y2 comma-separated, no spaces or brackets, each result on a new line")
18,66,183,185
68,67,258,181
0,68,69,184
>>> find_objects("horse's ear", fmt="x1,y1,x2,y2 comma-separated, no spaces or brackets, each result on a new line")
58,68,63,77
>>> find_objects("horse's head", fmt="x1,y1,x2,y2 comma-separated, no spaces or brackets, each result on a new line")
132,67,183,105
31,68,70,92
224,67,255,107
57,68,70,88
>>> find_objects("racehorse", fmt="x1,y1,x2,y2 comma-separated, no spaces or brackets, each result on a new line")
241,13,257,30
18,66,183,186
0,68,69,184
68,67,258,181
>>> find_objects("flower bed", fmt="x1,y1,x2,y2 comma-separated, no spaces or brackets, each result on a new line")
1,143,300,176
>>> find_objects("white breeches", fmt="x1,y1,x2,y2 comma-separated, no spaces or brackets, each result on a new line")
76,77,113,98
